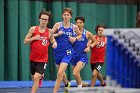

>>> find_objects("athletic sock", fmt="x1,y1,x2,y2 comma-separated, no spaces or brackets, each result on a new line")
77,83,82,88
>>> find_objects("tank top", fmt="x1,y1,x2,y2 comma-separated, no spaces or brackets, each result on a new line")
72,29,88,56
90,35,107,63
30,26,50,63
54,22,74,53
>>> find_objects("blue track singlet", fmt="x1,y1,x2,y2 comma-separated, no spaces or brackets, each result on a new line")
53,22,74,65
71,29,88,66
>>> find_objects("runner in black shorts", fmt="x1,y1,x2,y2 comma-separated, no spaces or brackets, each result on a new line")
30,60,47,75
90,62,103,72
89,24,107,87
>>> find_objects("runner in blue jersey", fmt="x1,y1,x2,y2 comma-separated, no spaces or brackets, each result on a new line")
72,16,97,88
52,8,82,93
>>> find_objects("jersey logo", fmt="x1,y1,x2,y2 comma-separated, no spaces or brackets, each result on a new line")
78,37,85,41
63,31,73,37
96,41,105,48
41,36,47,46
42,39,47,46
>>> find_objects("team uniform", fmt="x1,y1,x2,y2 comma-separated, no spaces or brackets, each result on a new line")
90,35,107,71
30,26,50,75
53,22,74,65
71,29,88,66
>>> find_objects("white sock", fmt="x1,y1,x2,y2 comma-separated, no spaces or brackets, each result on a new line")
77,83,82,88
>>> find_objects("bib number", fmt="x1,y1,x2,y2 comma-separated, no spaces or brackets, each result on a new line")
66,49,71,55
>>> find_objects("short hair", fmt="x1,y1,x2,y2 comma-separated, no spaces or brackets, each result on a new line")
62,7,73,16
38,9,52,21
95,24,107,33
75,16,85,23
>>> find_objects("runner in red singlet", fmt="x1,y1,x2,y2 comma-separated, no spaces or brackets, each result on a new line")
89,24,107,87
24,9,57,93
